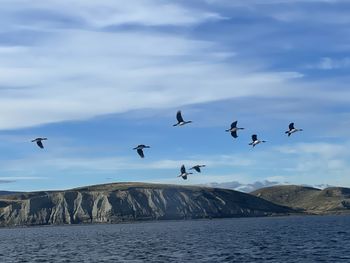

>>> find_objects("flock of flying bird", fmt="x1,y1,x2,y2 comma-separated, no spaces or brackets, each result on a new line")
31,110,303,181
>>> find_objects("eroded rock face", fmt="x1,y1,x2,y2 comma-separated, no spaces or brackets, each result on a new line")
0,183,293,227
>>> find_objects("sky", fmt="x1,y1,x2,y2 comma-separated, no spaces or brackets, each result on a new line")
1,0,350,191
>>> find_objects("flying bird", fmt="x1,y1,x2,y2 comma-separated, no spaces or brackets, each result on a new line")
285,123,303,137
189,165,206,173
225,121,244,138
133,144,150,158
249,134,266,147
177,165,192,180
173,110,192,127
31,138,47,149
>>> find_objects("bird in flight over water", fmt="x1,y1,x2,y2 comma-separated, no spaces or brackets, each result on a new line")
285,122,303,137
225,121,244,138
177,165,193,180
249,134,266,147
31,138,47,149
133,144,150,158
173,110,192,127
189,165,206,173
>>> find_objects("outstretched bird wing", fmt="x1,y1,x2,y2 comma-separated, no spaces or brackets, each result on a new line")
231,131,238,138
137,149,144,158
231,121,237,129
180,165,186,174
289,122,295,130
252,134,258,141
193,166,201,173
36,140,44,149
176,111,184,123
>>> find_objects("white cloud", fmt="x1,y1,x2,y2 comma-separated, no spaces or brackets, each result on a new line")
206,0,350,27
0,26,306,130
0,153,254,173
0,46,27,54
274,141,350,186
265,176,286,182
149,155,253,169
153,173,247,185
200,179,285,192
276,142,347,159
312,57,350,70
1,0,224,28
207,0,347,7
0,0,347,131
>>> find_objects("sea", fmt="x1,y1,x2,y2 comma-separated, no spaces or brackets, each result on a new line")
0,215,349,262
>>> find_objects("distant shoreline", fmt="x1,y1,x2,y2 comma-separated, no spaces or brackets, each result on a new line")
2,213,350,230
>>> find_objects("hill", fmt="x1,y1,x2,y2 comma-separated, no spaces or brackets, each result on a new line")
0,182,293,227
251,185,350,214
0,191,22,196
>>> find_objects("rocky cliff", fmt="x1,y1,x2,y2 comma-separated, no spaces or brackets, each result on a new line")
0,182,293,227
251,185,350,214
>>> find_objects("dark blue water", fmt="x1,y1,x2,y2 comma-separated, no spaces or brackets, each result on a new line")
0,215,350,262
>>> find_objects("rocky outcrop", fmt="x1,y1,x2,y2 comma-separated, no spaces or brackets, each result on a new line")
0,183,293,227
251,185,350,214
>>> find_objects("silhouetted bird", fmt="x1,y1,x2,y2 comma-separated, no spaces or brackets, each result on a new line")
225,121,244,138
173,110,192,126
249,134,266,147
133,144,150,158
31,138,47,149
189,165,206,173
285,122,303,137
177,165,192,180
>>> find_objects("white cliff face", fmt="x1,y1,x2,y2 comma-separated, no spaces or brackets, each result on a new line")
0,184,292,227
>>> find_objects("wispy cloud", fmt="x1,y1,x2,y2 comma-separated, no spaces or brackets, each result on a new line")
275,142,347,158
149,155,253,169
0,27,306,130
0,179,16,184
0,0,341,130
1,0,225,28
0,176,47,184
307,57,350,70
201,179,285,192
153,173,248,185
274,141,350,186
0,153,253,173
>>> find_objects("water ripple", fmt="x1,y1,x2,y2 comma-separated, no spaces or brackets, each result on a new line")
0,215,349,262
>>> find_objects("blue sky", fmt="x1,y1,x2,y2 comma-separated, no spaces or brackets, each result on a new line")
1,0,350,191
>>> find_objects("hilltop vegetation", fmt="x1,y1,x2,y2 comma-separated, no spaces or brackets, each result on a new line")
252,185,350,214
